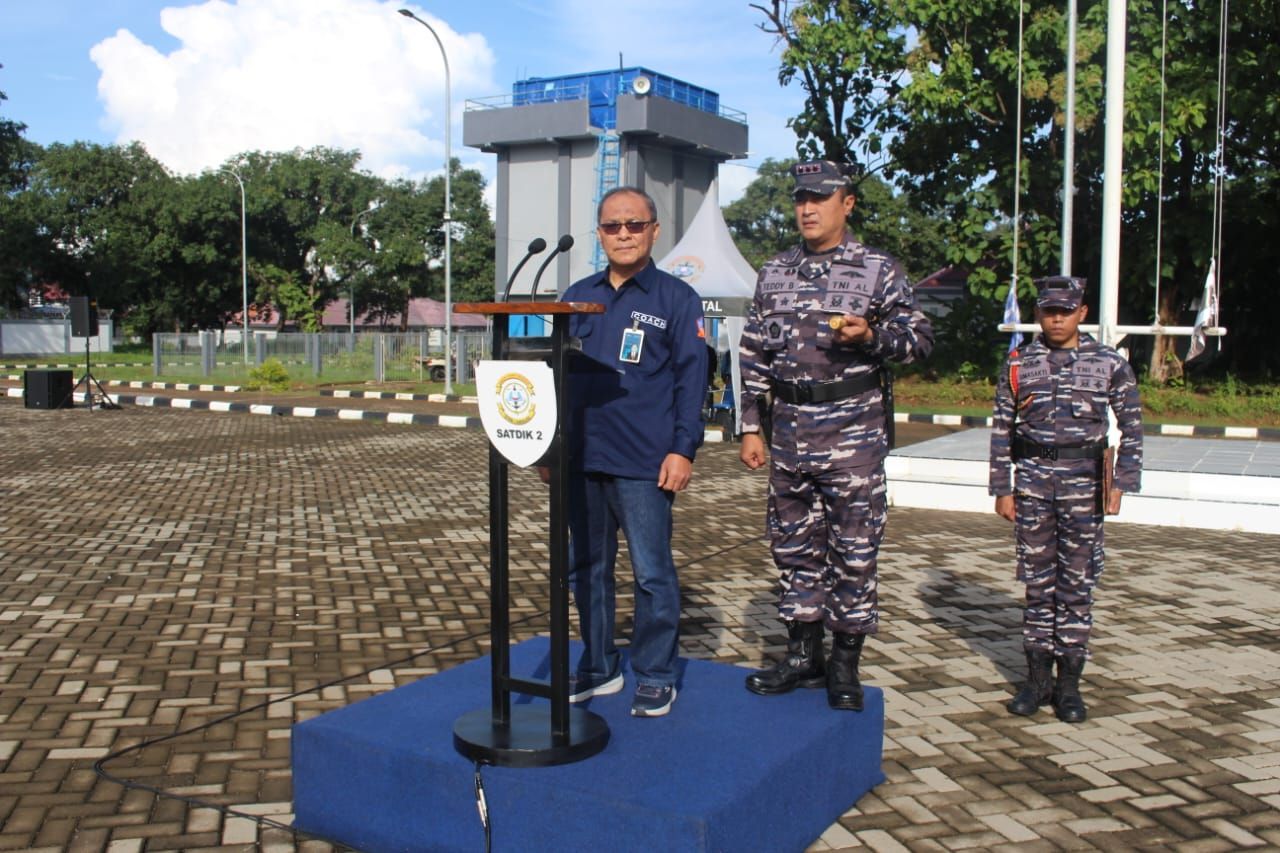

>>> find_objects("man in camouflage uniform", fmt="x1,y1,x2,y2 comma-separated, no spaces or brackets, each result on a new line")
990,276,1143,723
739,160,933,711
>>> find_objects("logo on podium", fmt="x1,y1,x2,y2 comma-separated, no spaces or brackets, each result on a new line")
476,360,557,468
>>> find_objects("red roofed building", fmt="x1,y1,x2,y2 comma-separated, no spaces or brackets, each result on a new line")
320,298,488,332
914,265,970,318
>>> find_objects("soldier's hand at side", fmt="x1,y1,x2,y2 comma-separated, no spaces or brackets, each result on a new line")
994,494,1015,522
657,453,693,492
740,433,767,470
833,314,874,345
1105,488,1123,515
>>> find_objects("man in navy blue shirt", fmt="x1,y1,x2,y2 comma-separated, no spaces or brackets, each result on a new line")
561,186,707,717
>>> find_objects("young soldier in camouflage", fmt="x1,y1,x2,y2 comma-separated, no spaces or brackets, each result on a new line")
990,276,1143,723
739,160,933,711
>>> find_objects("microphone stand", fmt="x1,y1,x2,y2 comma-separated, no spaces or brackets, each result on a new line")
529,235,575,301
501,237,548,302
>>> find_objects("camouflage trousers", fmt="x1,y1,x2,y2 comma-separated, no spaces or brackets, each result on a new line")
767,463,887,633
1015,492,1104,658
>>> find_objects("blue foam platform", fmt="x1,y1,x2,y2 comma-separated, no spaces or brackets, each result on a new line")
293,638,884,852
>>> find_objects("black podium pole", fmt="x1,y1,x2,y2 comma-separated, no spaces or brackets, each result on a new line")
451,302,609,767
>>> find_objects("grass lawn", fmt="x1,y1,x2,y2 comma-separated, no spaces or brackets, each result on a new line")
894,375,1280,428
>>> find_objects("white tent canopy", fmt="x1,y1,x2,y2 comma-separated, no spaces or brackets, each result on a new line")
658,180,757,433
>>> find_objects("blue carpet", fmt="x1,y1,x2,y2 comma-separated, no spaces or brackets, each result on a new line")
293,637,884,852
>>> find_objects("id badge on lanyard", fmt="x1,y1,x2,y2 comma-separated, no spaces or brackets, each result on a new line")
619,324,645,364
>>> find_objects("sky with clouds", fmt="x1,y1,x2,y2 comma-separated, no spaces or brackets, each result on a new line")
1,0,806,204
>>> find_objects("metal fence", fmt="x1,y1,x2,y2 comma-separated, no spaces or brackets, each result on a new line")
152,330,491,385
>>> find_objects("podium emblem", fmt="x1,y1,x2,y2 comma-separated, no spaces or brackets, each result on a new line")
476,360,557,468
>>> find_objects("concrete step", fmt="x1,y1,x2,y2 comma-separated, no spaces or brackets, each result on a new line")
886,431,1280,535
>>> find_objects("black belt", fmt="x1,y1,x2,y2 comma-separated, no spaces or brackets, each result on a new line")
771,371,881,405
1012,436,1106,461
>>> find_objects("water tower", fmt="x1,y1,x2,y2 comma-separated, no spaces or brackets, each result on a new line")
464,67,749,302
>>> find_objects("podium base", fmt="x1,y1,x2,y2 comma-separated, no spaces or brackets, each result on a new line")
293,638,884,853
453,705,609,767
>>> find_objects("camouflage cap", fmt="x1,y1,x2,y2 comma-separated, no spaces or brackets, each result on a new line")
792,160,853,197
1035,276,1086,310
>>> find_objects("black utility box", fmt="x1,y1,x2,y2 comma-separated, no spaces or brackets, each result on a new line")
23,369,74,409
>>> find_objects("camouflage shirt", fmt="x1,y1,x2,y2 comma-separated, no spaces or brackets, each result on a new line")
739,233,934,472
989,333,1143,499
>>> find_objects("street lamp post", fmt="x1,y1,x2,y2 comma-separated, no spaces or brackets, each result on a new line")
349,204,380,340
220,167,249,364
398,7,453,396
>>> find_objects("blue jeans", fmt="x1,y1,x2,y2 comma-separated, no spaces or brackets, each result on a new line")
567,473,680,688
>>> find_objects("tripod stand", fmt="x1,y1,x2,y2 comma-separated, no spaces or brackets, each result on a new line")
68,333,119,411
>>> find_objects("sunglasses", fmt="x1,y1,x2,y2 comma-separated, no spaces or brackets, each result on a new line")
598,220,655,235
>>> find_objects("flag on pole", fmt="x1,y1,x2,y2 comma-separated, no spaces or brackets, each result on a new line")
1186,259,1217,362
1003,283,1024,353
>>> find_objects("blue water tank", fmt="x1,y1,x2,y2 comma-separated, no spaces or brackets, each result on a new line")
511,67,720,129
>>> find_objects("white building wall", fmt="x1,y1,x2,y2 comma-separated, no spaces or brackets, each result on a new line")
504,144,561,298
487,132,731,298
0,319,113,355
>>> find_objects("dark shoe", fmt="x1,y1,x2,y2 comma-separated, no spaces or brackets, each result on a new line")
1007,647,1055,716
745,620,825,695
569,671,624,703
630,683,677,717
1052,655,1088,723
826,632,865,711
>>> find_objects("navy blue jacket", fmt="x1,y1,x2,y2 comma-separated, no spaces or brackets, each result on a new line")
563,260,707,480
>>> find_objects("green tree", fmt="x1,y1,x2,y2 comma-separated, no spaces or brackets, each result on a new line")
0,75,43,310
223,149,494,331
403,159,496,306
853,174,948,282
752,1,907,169
139,173,243,335
349,177,431,327
723,158,800,269
229,147,375,331
445,161,498,304
2,129,496,337
21,141,172,311
758,0,1279,378
0,77,35,193
724,156,947,280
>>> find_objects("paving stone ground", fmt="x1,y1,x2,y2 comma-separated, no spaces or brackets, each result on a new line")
0,402,1277,852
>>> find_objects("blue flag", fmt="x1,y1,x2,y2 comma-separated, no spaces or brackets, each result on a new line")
1003,283,1024,353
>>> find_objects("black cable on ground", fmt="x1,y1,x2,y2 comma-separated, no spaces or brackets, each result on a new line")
473,761,491,853
93,610,544,848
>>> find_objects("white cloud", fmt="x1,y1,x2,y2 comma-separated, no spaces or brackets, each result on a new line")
531,0,802,193
717,162,759,206
89,0,496,177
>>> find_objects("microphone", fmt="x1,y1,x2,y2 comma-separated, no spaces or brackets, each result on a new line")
530,234,575,301
501,237,547,302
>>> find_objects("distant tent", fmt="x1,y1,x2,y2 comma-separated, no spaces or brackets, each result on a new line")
658,180,757,433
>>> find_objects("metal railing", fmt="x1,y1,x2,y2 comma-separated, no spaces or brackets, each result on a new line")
465,90,747,126
152,330,490,385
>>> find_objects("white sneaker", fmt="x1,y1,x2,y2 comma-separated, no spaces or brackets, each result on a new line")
569,671,624,703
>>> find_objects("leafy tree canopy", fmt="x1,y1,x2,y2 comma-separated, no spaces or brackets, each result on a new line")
756,0,1280,378
1,136,496,337
725,156,946,280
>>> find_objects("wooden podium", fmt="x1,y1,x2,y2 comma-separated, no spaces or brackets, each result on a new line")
450,301,610,767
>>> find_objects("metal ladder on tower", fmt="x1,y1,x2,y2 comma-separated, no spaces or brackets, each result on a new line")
590,131,621,272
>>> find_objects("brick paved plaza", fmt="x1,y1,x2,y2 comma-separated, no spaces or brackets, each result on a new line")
1,403,1278,851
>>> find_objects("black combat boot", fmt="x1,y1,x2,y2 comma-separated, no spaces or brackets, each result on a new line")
826,632,865,711
1007,647,1055,716
745,620,825,695
1052,654,1088,723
